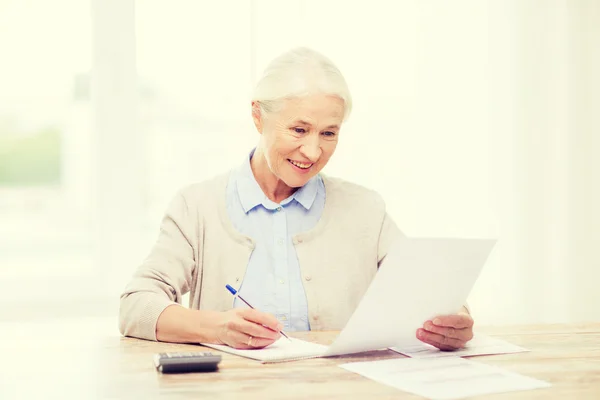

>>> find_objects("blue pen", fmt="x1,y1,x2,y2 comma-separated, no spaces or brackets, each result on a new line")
225,284,291,341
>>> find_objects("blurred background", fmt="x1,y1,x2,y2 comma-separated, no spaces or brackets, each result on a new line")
0,0,598,326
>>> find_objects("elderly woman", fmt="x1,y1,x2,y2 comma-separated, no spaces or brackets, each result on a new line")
119,47,473,351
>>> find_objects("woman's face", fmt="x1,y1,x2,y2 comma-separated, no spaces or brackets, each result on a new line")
253,93,345,188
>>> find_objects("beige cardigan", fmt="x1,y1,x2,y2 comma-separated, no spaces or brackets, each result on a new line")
119,172,402,341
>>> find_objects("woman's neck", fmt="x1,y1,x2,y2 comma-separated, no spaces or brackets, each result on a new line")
250,149,297,203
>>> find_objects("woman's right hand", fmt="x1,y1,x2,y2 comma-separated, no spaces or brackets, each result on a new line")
214,309,283,349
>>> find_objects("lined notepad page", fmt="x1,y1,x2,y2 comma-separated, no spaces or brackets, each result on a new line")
202,337,329,363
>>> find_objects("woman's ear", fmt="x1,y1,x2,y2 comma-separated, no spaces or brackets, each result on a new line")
251,101,263,134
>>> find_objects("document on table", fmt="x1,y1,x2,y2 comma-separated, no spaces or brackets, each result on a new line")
203,237,496,363
340,357,551,400
390,333,528,359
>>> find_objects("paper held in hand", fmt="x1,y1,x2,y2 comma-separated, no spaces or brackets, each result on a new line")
203,237,496,363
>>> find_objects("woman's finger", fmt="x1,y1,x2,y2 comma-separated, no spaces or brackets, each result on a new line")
423,321,473,342
418,336,457,351
431,314,474,329
227,331,277,350
416,328,466,350
233,317,281,340
248,336,276,349
239,309,282,332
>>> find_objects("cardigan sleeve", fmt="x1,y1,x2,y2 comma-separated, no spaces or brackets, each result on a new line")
119,190,197,341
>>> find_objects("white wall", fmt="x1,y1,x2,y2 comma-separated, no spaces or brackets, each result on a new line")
109,0,600,324
2,0,598,325
249,0,600,325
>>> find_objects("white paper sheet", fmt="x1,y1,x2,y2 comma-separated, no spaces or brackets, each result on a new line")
324,238,496,356
390,333,528,359
340,357,551,400
202,237,496,362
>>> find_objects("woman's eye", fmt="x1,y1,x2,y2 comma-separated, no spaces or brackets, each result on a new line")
293,128,306,134
323,131,336,137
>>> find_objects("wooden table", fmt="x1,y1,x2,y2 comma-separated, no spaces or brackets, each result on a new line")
1,318,599,399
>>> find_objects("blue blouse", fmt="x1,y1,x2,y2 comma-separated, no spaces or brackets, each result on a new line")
225,150,325,331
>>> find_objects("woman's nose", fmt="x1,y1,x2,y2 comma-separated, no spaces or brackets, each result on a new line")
300,136,322,161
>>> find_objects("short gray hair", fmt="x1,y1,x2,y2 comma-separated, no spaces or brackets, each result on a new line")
252,47,352,121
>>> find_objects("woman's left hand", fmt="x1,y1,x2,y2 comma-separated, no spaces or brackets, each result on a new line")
416,312,474,351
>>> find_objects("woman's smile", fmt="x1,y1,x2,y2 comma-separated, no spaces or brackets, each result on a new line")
288,158,313,173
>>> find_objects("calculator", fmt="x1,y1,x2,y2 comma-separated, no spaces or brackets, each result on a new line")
153,352,222,373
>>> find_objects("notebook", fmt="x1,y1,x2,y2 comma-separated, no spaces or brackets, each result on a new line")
203,337,329,363
202,237,496,363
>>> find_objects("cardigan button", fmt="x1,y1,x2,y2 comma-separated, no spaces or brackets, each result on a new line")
305,276,312,281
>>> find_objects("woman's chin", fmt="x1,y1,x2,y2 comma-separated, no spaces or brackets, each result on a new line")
280,162,322,187
283,175,311,189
